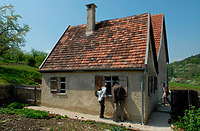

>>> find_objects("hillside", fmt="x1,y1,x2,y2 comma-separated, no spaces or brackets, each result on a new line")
0,59,41,85
169,53,200,87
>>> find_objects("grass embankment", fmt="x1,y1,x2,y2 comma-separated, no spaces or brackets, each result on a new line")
169,82,200,91
0,59,41,85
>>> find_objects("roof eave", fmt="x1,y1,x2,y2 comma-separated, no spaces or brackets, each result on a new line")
38,67,147,73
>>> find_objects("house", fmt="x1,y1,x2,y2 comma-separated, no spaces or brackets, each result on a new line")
39,3,169,124
151,14,169,100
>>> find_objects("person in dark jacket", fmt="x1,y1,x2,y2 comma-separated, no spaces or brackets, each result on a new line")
112,83,126,122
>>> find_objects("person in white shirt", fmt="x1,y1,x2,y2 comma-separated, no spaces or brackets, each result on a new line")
96,83,107,118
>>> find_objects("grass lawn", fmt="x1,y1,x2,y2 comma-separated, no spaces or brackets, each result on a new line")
0,63,41,85
169,82,200,91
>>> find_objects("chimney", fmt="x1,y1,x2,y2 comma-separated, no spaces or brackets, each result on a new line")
86,3,97,36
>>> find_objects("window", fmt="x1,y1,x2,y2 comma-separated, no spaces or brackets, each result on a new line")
148,76,157,96
50,77,66,94
95,75,127,96
104,76,119,95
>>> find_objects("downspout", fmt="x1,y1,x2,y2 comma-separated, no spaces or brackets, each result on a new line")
141,67,147,125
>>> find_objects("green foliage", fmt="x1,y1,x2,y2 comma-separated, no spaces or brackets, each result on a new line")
169,53,200,86
55,115,68,119
24,109,48,119
0,4,30,56
112,127,126,131
0,102,48,119
173,106,200,131
169,82,200,91
27,49,47,67
7,102,23,110
0,63,41,85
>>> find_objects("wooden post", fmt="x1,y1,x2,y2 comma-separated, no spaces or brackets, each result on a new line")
34,86,37,105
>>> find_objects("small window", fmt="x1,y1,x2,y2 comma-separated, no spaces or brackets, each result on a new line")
59,77,66,94
154,77,157,92
50,77,66,94
148,76,157,96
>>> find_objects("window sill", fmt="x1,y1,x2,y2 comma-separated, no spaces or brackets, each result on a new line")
57,93,67,96
106,95,112,97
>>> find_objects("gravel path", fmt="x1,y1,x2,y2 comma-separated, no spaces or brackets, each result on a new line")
28,105,172,131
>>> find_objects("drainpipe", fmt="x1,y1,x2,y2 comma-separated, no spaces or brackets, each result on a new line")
141,68,147,125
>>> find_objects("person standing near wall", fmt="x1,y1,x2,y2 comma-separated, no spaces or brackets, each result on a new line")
112,83,126,122
161,82,171,106
95,83,107,118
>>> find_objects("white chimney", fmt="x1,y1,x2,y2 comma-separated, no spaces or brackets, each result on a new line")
86,3,97,36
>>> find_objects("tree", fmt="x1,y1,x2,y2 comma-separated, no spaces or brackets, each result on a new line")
0,4,30,56
28,49,47,67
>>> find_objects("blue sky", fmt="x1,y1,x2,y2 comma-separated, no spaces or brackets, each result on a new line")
1,0,200,63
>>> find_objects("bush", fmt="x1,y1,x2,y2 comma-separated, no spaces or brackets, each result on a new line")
173,106,200,131
7,102,23,110
24,109,48,119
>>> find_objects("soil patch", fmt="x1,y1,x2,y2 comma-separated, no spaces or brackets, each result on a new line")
0,114,135,131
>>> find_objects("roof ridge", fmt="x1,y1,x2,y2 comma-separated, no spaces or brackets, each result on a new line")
70,12,149,28
151,14,163,16
99,12,148,22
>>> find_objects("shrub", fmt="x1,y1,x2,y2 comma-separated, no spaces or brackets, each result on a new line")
112,126,126,131
0,102,48,119
24,109,48,119
173,106,200,131
7,102,23,110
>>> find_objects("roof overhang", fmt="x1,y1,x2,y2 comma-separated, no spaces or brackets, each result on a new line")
39,67,147,73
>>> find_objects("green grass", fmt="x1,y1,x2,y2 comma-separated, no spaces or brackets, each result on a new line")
0,62,41,85
0,102,48,119
169,82,200,91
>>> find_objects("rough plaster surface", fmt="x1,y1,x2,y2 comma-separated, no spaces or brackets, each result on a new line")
41,69,158,123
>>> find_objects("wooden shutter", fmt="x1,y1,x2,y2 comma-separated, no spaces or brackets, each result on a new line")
148,76,151,96
154,76,157,92
95,76,103,91
151,76,154,93
119,76,128,97
50,77,58,93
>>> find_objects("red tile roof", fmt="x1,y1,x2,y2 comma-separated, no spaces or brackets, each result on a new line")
151,14,163,55
40,13,150,71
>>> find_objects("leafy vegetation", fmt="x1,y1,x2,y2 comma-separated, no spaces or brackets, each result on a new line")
0,62,41,85
0,4,30,56
169,53,200,88
169,82,200,91
0,102,48,119
172,106,200,131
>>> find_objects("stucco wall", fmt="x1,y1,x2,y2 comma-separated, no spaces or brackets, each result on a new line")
41,71,145,122
157,34,168,101
143,36,158,123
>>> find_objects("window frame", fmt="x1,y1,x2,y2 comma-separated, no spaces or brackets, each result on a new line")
58,77,66,94
148,75,157,96
50,77,66,94
104,76,119,96
95,75,128,97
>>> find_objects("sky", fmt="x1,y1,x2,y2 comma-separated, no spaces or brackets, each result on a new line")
1,0,200,63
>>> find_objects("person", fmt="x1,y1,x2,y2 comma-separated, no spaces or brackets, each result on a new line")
95,83,107,118
161,82,171,106
112,83,126,122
